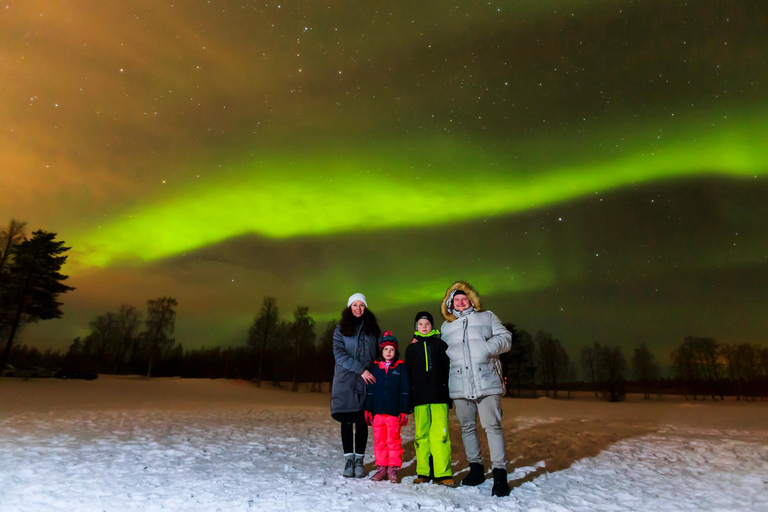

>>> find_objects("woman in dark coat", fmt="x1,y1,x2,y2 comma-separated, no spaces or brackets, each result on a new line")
331,293,381,478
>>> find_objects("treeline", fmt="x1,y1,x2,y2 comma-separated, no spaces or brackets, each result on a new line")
501,326,768,402
499,325,647,402
178,309,335,391
672,336,768,401
178,297,335,392
60,296,336,391
64,297,180,377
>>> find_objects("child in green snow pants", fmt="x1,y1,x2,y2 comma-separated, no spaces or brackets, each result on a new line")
413,403,452,478
406,311,454,484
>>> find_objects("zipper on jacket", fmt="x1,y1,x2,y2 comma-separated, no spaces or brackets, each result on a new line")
424,342,429,372
462,317,477,398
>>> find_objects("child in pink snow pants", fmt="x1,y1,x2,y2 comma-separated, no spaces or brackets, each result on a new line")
364,331,410,483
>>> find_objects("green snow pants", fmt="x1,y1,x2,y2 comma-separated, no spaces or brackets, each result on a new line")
413,403,452,478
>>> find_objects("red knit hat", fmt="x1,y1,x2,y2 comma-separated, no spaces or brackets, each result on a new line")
379,331,398,350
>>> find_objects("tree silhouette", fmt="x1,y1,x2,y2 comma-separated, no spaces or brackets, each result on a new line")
82,304,142,374
86,312,119,370
0,219,28,337
143,296,177,377
0,219,27,274
0,230,74,370
501,324,536,396
735,343,761,401
671,340,699,400
112,304,141,374
289,306,316,392
536,330,568,397
632,343,659,399
602,346,626,402
580,343,603,398
671,336,724,400
314,319,337,392
272,320,291,386
247,296,279,387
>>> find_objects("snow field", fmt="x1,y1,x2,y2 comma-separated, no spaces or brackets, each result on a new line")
1,406,767,512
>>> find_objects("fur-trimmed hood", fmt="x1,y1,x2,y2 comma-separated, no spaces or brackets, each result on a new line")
440,281,483,322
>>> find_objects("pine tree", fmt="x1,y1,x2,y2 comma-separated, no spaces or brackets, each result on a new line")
0,230,74,369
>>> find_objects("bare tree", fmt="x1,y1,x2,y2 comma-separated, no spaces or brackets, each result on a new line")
759,347,768,401
272,320,291,386
671,341,698,400
314,319,337,392
672,337,724,400
290,306,316,392
694,337,723,400
0,219,27,274
86,312,119,370
602,346,626,402
736,343,761,401
247,297,279,387
112,304,141,373
536,330,568,397
721,343,745,401
143,296,177,377
501,325,536,396
632,343,659,399
581,342,603,398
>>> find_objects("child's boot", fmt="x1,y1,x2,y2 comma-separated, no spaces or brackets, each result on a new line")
387,466,399,483
371,466,388,481
354,453,366,478
434,476,457,487
342,453,355,478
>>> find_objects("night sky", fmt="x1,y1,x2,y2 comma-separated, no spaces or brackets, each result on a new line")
3,1,767,362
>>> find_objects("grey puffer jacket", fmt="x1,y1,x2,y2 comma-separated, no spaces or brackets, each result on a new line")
330,323,379,415
440,310,511,400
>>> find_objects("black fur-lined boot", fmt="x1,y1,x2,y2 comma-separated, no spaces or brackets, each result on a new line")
491,468,510,497
461,462,484,486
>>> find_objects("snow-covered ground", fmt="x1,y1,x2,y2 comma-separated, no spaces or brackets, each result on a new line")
1,376,767,511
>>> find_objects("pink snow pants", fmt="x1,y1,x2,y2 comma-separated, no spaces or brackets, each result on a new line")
372,414,403,467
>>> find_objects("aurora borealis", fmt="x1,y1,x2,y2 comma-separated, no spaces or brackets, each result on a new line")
2,1,767,359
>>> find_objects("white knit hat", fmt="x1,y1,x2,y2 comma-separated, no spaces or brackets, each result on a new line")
347,293,367,307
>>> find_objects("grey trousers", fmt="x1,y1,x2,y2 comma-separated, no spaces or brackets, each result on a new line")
454,394,507,470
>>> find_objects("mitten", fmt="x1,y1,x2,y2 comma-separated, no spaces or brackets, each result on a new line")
398,413,408,426
365,411,373,425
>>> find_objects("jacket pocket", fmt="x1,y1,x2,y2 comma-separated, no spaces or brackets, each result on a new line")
448,367,464,396
477,364,502,394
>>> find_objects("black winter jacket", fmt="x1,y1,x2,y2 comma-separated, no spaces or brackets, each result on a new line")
405,334,451,409
364,359,410,417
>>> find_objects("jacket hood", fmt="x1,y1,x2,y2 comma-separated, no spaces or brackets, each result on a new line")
440,281,483,322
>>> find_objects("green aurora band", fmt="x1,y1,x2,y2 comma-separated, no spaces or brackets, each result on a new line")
69,111,768,269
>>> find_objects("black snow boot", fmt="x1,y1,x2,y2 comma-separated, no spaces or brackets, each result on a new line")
491,468,510,497
461,462,485,486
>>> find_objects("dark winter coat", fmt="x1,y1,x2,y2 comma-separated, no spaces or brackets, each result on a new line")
405,334,451,409
331,319,379,415
364,359,410,417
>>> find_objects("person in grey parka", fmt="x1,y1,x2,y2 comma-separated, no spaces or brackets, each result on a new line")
440,281,512,497
331,293,381,478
